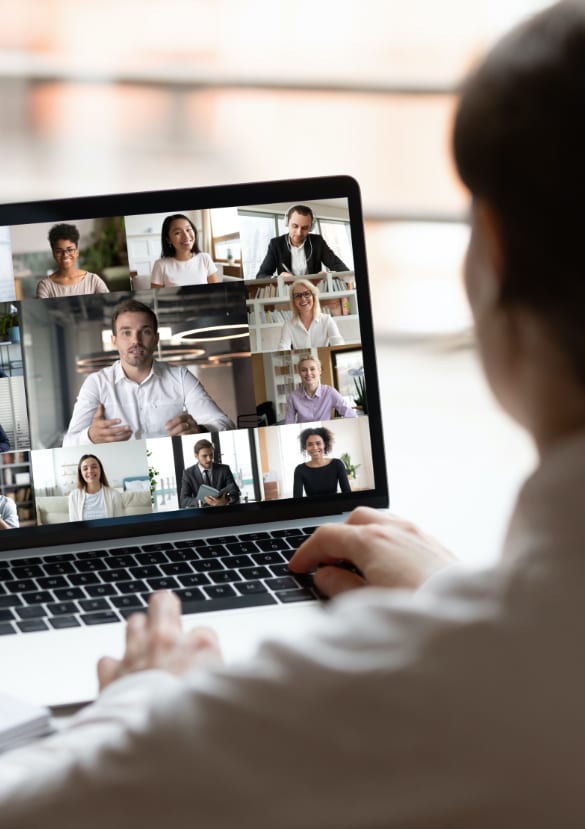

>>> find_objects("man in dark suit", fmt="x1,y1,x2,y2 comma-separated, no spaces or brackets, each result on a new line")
180,439,240,508
255,205,349,278
0,423,10,453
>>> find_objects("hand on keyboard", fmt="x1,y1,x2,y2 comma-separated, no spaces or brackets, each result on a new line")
97,591,223,690
289,507,456,598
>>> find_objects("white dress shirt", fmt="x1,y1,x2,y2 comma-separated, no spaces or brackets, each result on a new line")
3,429,585,827
289,244,307,275
277,314,344,349
63,360,233,445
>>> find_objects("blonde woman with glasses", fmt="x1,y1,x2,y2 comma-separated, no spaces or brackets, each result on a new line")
277,278,345,349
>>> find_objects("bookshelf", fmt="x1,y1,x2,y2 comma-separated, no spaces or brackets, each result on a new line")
0,451,35,527
260,351,298,423
246,272,359,352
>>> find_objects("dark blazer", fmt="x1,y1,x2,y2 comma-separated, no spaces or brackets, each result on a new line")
0,424,10,453
255,234,349,278
180,462,240,508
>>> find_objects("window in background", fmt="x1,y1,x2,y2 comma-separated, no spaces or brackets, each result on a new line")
210,207,241,269
238,211,279,280
216,430,255,503
318,220,354,271
146,438,178,513
0,378,30,450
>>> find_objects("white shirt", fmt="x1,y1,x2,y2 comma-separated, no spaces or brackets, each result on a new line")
68,486,124,522
0,494,18,528
63,360,234,446
79,489,106,520
151,254,216,287
3,429,585,827
289,244,307,275
277,314,345,349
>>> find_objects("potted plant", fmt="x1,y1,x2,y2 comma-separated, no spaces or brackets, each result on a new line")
146,450,159,503
351,370,367,414
80,216,130,291
0,307,20,343
340,452,361,480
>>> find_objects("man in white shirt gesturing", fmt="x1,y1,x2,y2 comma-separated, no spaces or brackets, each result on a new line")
63,298,233,445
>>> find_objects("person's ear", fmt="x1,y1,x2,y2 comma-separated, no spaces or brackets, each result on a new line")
466,198,506,314
475,199,505,284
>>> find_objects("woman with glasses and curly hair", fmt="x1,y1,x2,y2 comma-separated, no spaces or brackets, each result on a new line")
36,224,110,299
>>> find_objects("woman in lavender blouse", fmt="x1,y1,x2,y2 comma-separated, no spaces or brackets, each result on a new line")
284,356,357,424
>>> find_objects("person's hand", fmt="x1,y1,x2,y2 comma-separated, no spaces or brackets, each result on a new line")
0,519,11,530
289,507,456,597
203,493,229,507
165,412,202,436
88,403,132,443
278,271,294,278
97,591,223,691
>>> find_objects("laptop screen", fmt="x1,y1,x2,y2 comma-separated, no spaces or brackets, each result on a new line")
0,176,388,553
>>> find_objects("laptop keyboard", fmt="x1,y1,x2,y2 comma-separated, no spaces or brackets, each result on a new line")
0,527,320,636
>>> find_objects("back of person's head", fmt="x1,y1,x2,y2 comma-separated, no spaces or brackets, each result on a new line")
290,278,321,319
48,223,80,250
111,299,158,334
160,213,200,258
453,0,585,384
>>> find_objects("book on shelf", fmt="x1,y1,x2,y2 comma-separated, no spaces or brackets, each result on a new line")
14,486,31,503
331,276,355,291
0,692,53,754
321,298,349,317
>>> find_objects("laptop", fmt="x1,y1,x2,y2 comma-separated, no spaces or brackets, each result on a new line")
0,175,388,707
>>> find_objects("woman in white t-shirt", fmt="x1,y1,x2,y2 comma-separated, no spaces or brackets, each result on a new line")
150,214,218,288
68,454,124,522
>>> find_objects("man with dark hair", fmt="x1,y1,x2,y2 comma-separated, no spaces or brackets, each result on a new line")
0,422,10,452
179,438,240,507
63,299,233,445
255,204,349,278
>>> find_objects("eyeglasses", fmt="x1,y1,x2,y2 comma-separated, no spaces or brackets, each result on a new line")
293,291,312,301
53,246,77,256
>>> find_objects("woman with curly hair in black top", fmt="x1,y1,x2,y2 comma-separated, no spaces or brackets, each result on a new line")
292,426,351,498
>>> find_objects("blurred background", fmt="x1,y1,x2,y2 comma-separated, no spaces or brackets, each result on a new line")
0,0,552,561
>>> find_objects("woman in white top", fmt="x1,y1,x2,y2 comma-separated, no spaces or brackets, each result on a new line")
277,278,344,350
36,223,109,299
150,214,218,288
68,454,124,522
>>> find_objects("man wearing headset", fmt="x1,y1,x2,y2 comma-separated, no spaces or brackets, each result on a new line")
255,204,349,278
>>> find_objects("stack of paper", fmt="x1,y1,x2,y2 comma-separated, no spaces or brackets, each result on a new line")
0,693,52,753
